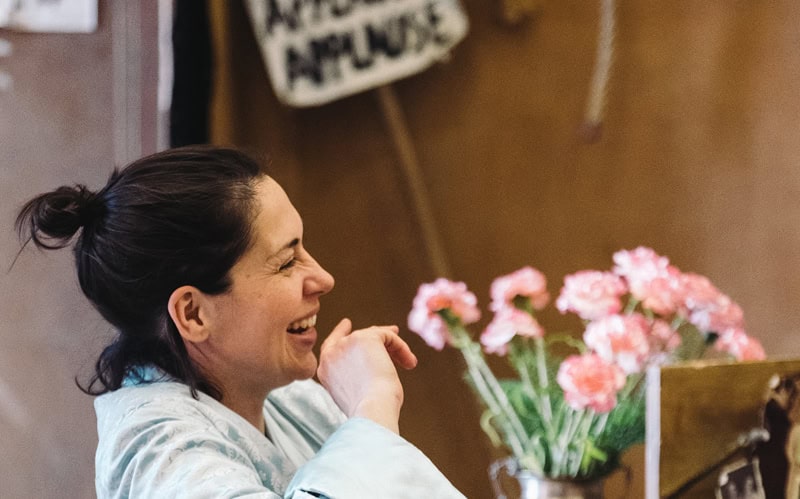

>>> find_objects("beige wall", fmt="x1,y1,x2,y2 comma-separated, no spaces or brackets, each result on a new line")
0,3,160,497
210,0,800,496
0,22,113,499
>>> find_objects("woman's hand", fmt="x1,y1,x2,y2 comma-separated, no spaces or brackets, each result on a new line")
317,318,418,434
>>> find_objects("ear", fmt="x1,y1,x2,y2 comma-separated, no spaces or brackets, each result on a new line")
167,285,211,344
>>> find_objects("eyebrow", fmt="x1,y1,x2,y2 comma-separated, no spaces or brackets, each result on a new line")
267,238,300,262
277,238,300,255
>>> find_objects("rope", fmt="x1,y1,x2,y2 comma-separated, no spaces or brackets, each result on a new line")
580,0,617,142
375,85,453,278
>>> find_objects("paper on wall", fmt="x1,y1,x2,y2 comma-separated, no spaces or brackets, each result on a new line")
0,0,97,33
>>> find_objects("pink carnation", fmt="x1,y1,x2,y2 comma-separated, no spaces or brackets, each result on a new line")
679,273,745,333
678,273,719,308
612,247,669,284
649,318,682,353
715,328,766,361
481,308,544,355
408,278,481,350
556,353,627,413
556,271,627,320
490,266,550,312
613,247,684,315
703,298,744,333
583,314,652,374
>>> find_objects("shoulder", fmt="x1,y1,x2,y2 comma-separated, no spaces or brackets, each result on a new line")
94,381,225,458
94,380,267,468
95,380,209,430
94,382,277,496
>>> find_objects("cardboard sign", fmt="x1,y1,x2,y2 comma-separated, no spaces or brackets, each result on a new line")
244,0,469,107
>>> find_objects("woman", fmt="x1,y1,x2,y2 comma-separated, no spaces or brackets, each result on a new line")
16,146,464,498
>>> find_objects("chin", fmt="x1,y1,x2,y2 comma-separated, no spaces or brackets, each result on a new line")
292,360,319,382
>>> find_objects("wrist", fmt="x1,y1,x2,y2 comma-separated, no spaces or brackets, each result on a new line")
352,393,402,434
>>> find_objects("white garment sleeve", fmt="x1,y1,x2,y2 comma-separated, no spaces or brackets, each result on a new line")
286,418,466,499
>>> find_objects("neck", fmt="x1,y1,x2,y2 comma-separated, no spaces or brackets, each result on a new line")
184,344,271,432
221,388,268,433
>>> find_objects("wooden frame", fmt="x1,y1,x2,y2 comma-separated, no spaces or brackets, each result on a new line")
646,358,800,498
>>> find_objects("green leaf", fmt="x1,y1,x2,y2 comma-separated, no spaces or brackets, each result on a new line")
673,322,707,360
480,409,504,448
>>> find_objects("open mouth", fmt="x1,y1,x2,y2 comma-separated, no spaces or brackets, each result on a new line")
287,314,317,334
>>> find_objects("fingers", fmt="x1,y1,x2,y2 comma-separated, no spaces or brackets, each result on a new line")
323,320,417,370
379,329,418,370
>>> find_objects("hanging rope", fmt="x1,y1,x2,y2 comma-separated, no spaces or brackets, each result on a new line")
375,85,453,278
579,0,616,143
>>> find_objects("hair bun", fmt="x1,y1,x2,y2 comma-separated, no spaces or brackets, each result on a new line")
73,185,104,228
15,183,104,250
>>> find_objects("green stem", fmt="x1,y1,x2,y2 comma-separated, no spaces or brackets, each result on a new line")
512,341,538,400
572,413,595,476
556,408,586,475
618,371,646,402
624,297,640,314
511,339,555,445
534,337,554,424
590,412,610,440
454,327,544,473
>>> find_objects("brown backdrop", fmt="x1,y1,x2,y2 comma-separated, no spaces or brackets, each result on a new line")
207,0,800,496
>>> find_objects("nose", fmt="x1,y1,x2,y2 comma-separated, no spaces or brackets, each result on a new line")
304,253,335,297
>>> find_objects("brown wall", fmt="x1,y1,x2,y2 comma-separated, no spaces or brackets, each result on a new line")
209,0,800,496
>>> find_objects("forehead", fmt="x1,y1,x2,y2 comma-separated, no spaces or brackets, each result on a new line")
249,177,302,254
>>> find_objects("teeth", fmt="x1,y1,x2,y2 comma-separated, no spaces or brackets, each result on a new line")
288,314,317,332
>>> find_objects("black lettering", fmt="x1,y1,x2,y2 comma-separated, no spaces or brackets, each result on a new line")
426,2,449,44
330,0,354,17
384,15,408,58
283,1,455,90
341,30,374,69
286,45,322,88
266,0,284,34
309,0,326,24
365,18,404,59
266,0,304,34
311,35,345,83
408,11,431,52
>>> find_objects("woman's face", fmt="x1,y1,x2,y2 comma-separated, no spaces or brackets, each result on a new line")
204,176,335,396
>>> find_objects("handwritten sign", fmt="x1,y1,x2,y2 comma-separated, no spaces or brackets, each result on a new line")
245,0,469,107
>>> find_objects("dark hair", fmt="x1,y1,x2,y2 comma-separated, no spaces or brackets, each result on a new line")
15,146,266,399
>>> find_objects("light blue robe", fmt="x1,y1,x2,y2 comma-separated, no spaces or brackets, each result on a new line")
94,368,465,498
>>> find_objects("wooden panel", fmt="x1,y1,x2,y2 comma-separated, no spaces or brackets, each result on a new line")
208,0,800,496
647,359,800,498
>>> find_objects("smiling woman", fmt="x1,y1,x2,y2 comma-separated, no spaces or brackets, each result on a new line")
15,146,464,498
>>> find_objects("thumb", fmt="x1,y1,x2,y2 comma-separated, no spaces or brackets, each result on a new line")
322,318,352,347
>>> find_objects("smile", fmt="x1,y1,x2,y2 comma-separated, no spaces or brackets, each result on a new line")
287,314,317,334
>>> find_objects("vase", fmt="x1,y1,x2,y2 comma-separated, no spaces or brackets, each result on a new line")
489,458,604,499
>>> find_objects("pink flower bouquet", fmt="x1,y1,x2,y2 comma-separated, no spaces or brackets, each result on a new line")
408,247,765,480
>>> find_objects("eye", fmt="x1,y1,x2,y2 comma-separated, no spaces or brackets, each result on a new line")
279,257,297,272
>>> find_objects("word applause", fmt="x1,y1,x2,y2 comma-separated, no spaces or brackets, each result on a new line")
245,0,469,107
